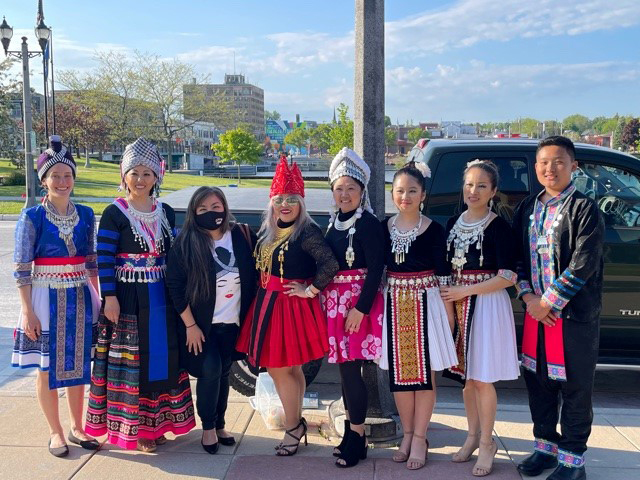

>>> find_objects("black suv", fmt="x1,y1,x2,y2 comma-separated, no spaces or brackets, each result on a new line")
175,139,640,394
415,138,640,367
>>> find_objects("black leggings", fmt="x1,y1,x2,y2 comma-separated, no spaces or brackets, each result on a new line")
339,360,367,425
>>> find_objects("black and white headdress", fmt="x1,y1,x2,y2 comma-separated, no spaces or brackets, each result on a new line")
37,135,76,181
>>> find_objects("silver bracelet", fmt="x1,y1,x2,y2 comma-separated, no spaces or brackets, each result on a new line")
304,286,316,298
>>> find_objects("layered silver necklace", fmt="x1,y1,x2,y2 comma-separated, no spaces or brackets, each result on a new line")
390,214,423,264
447,210,492,272
43,198,79,256
331,207,362,268
122,200,173,253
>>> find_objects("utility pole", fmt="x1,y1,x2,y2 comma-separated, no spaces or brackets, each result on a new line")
20,37,36,208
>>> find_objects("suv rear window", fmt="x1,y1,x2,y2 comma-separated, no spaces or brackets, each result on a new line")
428,152,530,222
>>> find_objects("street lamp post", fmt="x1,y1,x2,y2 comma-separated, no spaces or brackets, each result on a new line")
1,16,51,209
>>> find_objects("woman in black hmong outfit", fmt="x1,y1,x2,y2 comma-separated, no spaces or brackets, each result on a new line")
441,160,519,477
321,148,385,468
166,186,257,454
236,156,338,456
86,138,195,451
382,161,458,470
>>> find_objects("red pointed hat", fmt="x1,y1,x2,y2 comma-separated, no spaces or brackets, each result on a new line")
270,157,305,198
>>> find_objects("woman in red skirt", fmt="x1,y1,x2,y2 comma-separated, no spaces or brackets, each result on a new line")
236,156,338,456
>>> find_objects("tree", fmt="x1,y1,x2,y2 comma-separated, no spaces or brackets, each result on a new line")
33,100,110,167
385,127,396,154
59,51,158,148
613,117,627,150
407,127,429,145
136,52,230,172
592,115,618,135
213,126,262,185
621,118,640,150
562,114,591,135
309,123,331,155
328,103,353,154
265,110,281,121
384,115,392,128
0,58,21,167
284,127,309,153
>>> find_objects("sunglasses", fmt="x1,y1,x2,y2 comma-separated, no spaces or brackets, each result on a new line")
272,196,300,206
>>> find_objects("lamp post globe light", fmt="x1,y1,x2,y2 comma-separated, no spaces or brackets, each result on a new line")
1,15,50,208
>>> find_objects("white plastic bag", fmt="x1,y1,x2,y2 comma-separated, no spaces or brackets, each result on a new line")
249,372,285,430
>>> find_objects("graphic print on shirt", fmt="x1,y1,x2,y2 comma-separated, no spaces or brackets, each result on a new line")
213,245,241,300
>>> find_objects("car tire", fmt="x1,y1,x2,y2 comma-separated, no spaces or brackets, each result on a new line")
230,358,323,397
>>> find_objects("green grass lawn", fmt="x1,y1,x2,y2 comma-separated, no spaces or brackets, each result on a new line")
0,158,329,214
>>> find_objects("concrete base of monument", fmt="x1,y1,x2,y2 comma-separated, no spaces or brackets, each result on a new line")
326,398,403,445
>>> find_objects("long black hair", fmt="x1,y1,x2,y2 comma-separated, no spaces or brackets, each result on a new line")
174,186,235,304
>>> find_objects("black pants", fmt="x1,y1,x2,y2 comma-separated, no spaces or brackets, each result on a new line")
195,323,239,431
523,320,599,455
339,360,367,425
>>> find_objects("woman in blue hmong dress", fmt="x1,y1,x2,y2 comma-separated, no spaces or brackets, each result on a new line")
12,135,101,457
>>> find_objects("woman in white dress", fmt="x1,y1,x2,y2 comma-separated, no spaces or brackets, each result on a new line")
441,159,520,477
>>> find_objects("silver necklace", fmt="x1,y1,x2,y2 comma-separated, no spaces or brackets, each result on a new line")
126,201,172,253
43,198,79,256
447,210,492,272
331,208,362,268
529,189,575,255
390,214,423,264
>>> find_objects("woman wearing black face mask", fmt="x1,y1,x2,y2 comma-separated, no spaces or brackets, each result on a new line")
166,186,257,454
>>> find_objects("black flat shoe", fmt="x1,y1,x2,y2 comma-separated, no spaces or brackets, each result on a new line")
546,465,586,480
217,436,235,447
68,431,100,450
517,451,558,476
201,440,219,454
48,439,69,458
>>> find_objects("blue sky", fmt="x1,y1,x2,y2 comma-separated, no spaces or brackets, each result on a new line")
3,0,639,124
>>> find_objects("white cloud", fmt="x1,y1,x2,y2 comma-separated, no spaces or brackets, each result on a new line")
385,60,640,120
386,0,640,56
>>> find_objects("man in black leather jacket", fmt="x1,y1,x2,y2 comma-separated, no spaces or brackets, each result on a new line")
512,136,604,480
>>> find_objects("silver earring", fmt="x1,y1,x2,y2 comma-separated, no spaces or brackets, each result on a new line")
420,201,424,211
489,198,494,210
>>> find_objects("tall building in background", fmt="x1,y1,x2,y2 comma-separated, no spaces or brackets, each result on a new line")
184,74,265,139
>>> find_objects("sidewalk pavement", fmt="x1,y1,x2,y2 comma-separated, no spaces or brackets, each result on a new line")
1,356,639,480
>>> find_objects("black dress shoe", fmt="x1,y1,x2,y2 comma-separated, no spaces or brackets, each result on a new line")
217,436,235,447
546,464,586,480
68,431,100,450
517,451,558,476
48,439,69,458
201,440,219,454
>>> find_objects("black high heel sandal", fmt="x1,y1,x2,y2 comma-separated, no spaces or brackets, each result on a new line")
336,429,367,468
333,419,350,457
275,418,308,456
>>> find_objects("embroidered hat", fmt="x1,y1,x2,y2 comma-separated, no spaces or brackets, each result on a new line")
37,136,76,181
329,147,370,186
328,147,373,213
270,157,305,198
120,137,165,186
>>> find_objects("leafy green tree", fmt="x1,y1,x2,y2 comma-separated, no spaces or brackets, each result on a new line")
328,103,353,154
562,114,591,134
284,127,309,153
385,127,396,154
310,123,331,155
213,126,262,185
591,115,618,135
384,115,392,127
407,127,430,145
613,117,627,150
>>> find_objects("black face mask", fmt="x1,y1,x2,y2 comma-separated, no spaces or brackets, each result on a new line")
195,211,226,230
